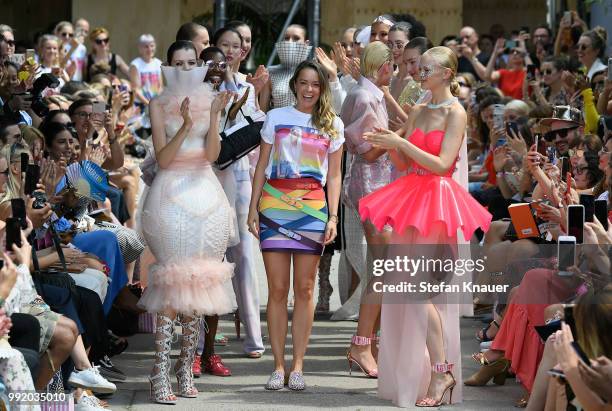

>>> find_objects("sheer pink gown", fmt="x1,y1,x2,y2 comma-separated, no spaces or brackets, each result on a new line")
138,67,236,316
359,128,492,407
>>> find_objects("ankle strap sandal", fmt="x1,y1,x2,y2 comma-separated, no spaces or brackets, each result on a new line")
351,335,372,346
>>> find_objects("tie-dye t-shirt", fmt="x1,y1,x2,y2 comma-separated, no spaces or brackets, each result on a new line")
261,106,344,186
130,57,163,101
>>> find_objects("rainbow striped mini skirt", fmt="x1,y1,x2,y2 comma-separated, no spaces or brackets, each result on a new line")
258,178,328,255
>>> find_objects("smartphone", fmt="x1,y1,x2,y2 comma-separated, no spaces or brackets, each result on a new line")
521,26,530,34
10,198,27,229
535,134,548,157
492,104,505,130
567,205,584,244
24,164,40,196
547,146,557,165
535,320,561,342
527,64,537,81
563,11,572,24
495,138,507,148
5,217,22,251
580,194,595,223
504,40,517,50
92,101,106,114
594,199,609,230
25,49,35,63
20,152,29,173
119,84,128,93
558,236,576,276
571,341,591,366
561,157,571,177
564,305,577,341
506,121,519,137
608,57,612,81
547,368,566,380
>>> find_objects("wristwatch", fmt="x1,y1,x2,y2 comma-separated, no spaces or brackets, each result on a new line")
328,214,339,224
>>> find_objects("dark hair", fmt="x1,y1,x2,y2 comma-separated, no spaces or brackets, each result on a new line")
176,22,207,42
542,55,568,72
440,35,459,46
479,33,494,44
42,121,71,149
39,110,70,136
389,22,411,39
405,37,431,54
225,20,249,31
68,98,93,117
0,114,20,145
60,80,89,97
166,40,197,64
580,27,607,58
534,25,552,37
286,24,307,39
212,27,243,47
582,151,605,187
392,14,425,38
200,46,225,62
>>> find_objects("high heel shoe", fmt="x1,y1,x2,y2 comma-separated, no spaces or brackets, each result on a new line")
464,358,510,386
149,314,177,404
174,315,200,398
346,335,378,378
415,363,456,407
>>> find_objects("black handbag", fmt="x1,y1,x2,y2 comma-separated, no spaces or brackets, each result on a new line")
215,108,264,170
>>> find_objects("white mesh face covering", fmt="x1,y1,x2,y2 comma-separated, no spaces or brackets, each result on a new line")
276,41,312,67
161,65,208,94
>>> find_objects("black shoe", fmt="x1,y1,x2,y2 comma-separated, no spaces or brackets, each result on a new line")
108,334,129,357
97,355,127,382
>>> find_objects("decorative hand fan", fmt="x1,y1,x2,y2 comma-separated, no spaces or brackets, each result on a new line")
65,160,109,202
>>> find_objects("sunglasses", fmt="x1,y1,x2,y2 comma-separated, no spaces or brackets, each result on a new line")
0,169,9,176
61,32,74,38
544,126,578,141
568,148,584,158
573,166,589,175
541,69,553,75
386,41,406,50
576,44,590,51
458,82,467,87
599,147,610,155
95,38,110,45
4,39,15,46
204,60,227,70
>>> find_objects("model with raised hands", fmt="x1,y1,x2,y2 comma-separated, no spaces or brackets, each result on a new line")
247,60,344,391
137,40,236,405
359,46,492,407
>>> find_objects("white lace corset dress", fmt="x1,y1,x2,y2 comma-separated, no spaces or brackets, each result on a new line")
138,67,236,315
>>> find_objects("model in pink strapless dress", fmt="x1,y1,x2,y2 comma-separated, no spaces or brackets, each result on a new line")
359,128,491,407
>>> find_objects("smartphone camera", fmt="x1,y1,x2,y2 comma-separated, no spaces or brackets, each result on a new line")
558,236,576,276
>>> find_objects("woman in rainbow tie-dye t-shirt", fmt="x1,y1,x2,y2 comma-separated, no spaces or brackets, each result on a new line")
248,60,344,391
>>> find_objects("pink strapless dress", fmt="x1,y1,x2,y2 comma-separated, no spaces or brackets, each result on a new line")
359,128,491,239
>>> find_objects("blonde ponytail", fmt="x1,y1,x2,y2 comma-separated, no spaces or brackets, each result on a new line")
450,79,460,97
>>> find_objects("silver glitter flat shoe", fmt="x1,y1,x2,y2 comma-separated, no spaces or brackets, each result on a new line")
265,370,285,390
287,371,305,391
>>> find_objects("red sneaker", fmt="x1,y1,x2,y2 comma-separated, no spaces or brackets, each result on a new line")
192,354,202,378
204,354,232,377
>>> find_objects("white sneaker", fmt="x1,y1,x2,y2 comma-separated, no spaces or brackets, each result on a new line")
68,366,117,394
75,390,109,411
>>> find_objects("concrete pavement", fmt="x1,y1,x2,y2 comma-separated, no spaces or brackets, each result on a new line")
106,254,524,410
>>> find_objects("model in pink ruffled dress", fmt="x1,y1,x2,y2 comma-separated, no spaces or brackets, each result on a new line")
359,46,491,408
137,42,236,405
